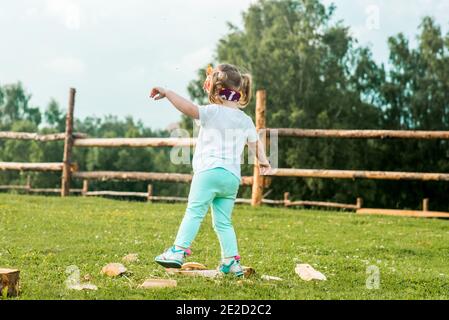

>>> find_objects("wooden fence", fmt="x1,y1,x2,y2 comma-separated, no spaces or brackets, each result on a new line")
1,88,449,218
248,92,449,217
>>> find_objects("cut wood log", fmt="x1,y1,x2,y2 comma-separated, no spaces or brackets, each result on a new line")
165,269,220,278
261,275,283,281
0,268,20,297
0,131,87,141
181,262,207,271
270,128,449,140
295,264,327,281
166,266,255,278
269,168,449,181
101,263,127,277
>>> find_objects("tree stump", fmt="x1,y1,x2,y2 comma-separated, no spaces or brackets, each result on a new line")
0,268,20,297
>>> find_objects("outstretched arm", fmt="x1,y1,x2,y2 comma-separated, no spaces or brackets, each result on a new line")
248,140,272,175
150,87,199,119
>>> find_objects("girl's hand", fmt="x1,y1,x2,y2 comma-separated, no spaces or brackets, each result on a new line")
150,87,167,100
259,162,272,176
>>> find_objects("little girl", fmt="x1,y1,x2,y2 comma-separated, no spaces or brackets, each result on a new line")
150,63,271,277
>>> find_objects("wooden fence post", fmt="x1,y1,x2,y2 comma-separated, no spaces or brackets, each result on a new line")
423,198,429,212
356,197,363,210
147,184,153,202
82,180,89,196
284,192,291,207
61,88,76,197
251,90,267,207
26,175,31,193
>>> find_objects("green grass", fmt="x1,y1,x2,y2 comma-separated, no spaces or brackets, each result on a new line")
0,194,448,300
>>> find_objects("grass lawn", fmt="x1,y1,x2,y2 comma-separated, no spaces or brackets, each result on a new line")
0,194,448,300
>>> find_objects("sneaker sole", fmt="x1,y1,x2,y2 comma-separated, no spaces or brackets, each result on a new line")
154,258,183,269
219,269,244,278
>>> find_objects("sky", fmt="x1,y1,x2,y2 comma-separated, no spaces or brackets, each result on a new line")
1,0,448,130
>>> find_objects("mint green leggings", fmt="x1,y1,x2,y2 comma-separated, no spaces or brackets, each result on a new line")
174,167,240,258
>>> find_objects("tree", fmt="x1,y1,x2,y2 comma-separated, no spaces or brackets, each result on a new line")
44,99,66,132
0,83,41,128
187,0,382,203
374,17,449,210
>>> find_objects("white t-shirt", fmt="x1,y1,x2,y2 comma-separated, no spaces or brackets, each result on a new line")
192,104,259,180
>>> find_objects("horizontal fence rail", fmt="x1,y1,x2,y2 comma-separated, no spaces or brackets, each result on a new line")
357,208,449,219
29,188,82,194
1,88,449,215
73,171,192,183
85,191,149,198
73,137,196,148
270,169,449,181
0,131,87,141
0,185,30,190
270,129,449,139
286,200,358,210
0,162,66,172
73,171,256,186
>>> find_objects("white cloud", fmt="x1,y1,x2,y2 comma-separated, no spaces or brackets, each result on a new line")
45,0,81,30
44,57,86,75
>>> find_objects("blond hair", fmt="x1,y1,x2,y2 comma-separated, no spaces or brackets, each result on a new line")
207,64,252,107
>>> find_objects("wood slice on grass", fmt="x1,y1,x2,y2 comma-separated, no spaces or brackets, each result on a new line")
295,264,326,281
101,263,127,277
261,275,283,281
181,262,207,271
165,262,208,275
0,268,20,297
167,269,221,278
166,266,255,278
139,279,177,289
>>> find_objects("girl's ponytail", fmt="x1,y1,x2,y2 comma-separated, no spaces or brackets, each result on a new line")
206,63,252,108
208,70,227,105
239,73,252,107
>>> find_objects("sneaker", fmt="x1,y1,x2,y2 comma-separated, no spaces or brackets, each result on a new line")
219,256,244,277
154,246,190,268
